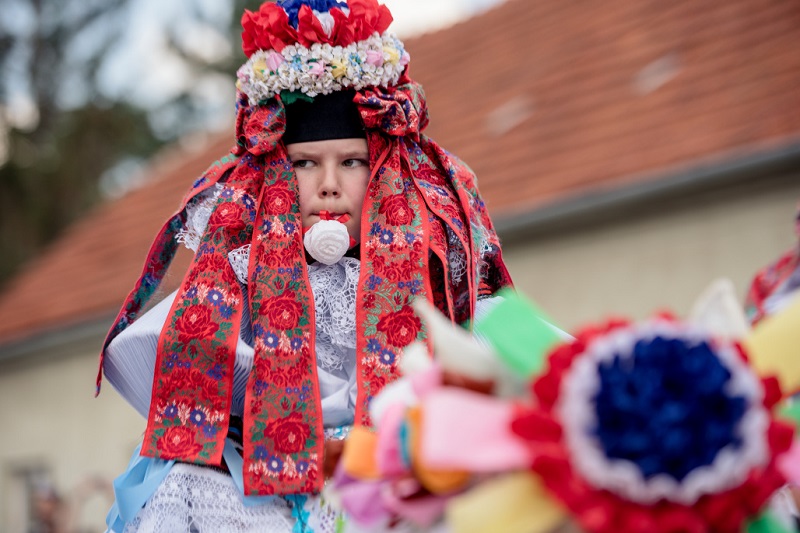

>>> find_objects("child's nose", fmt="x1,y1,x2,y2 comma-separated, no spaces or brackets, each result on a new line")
319,166,342,197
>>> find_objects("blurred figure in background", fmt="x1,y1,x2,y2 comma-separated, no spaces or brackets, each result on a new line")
745,206,800,530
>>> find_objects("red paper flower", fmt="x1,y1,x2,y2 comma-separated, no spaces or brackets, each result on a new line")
347,0,392,42
240,0,393,56
266,412,311,454
241,3,298,56
296,5,333,47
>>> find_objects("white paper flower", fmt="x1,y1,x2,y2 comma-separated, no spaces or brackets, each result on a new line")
237,32,408,104
304,219,351,265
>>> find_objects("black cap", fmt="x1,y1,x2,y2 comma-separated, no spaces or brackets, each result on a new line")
283,90,366,145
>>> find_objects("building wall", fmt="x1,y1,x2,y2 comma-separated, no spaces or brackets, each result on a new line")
0,337,143,533
503,172,800,331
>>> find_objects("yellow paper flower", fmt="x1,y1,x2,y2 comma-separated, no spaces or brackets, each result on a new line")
383,45,400,65
252,57,268,81
331,59,348,79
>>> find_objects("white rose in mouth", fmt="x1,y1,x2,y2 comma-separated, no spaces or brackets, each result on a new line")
303,219,351,265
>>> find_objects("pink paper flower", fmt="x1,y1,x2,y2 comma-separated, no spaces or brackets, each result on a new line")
266,50,286,72
308,61,325,76
366,49,384,67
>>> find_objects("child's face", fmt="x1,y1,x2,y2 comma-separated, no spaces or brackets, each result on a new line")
287,138,370,243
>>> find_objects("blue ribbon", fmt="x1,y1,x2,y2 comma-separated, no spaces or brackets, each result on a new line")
105,444,175,533
106,440,275,532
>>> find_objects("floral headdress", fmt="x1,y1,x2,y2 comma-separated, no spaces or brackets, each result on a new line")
238,0,408,102
97,0,512,497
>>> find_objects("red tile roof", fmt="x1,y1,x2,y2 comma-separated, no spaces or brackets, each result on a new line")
1,0,799,344
410,0,800,212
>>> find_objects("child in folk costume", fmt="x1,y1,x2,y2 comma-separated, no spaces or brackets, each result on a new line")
98,0,512,531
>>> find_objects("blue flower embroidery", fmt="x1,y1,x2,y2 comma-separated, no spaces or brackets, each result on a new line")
264,332,280,348
380,349,396,366
190,409,206,427
267,455,284,473
254,445,269,460
207,290,224,307
206,364,224,380
202,424,219,439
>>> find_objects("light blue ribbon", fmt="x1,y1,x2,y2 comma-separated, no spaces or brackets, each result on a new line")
106,440,274,532
105,443,174,533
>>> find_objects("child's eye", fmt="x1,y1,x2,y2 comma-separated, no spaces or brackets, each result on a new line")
292,159,314,169
343,158,368,168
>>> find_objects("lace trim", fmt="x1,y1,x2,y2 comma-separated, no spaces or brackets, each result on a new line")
446,226,467,285
228,245,251,285
308,258,359,371
176,185,223,252
303,495,342,533
122,463,294,532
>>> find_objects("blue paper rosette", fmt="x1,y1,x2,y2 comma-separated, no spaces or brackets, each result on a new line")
512,317,793,533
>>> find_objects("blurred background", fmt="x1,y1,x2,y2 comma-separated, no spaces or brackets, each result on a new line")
0,0,798,530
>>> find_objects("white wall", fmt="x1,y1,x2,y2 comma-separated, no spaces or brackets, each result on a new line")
503,174,800,331
0,339,144,533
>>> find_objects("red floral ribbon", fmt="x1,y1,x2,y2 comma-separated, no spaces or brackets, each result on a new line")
97,82,511,495
745,208,800,325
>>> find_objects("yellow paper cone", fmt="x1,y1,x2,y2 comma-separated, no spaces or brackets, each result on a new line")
745,294,800,393
446,472,567,533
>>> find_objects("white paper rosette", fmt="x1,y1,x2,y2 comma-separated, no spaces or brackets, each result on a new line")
304,219,351,265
